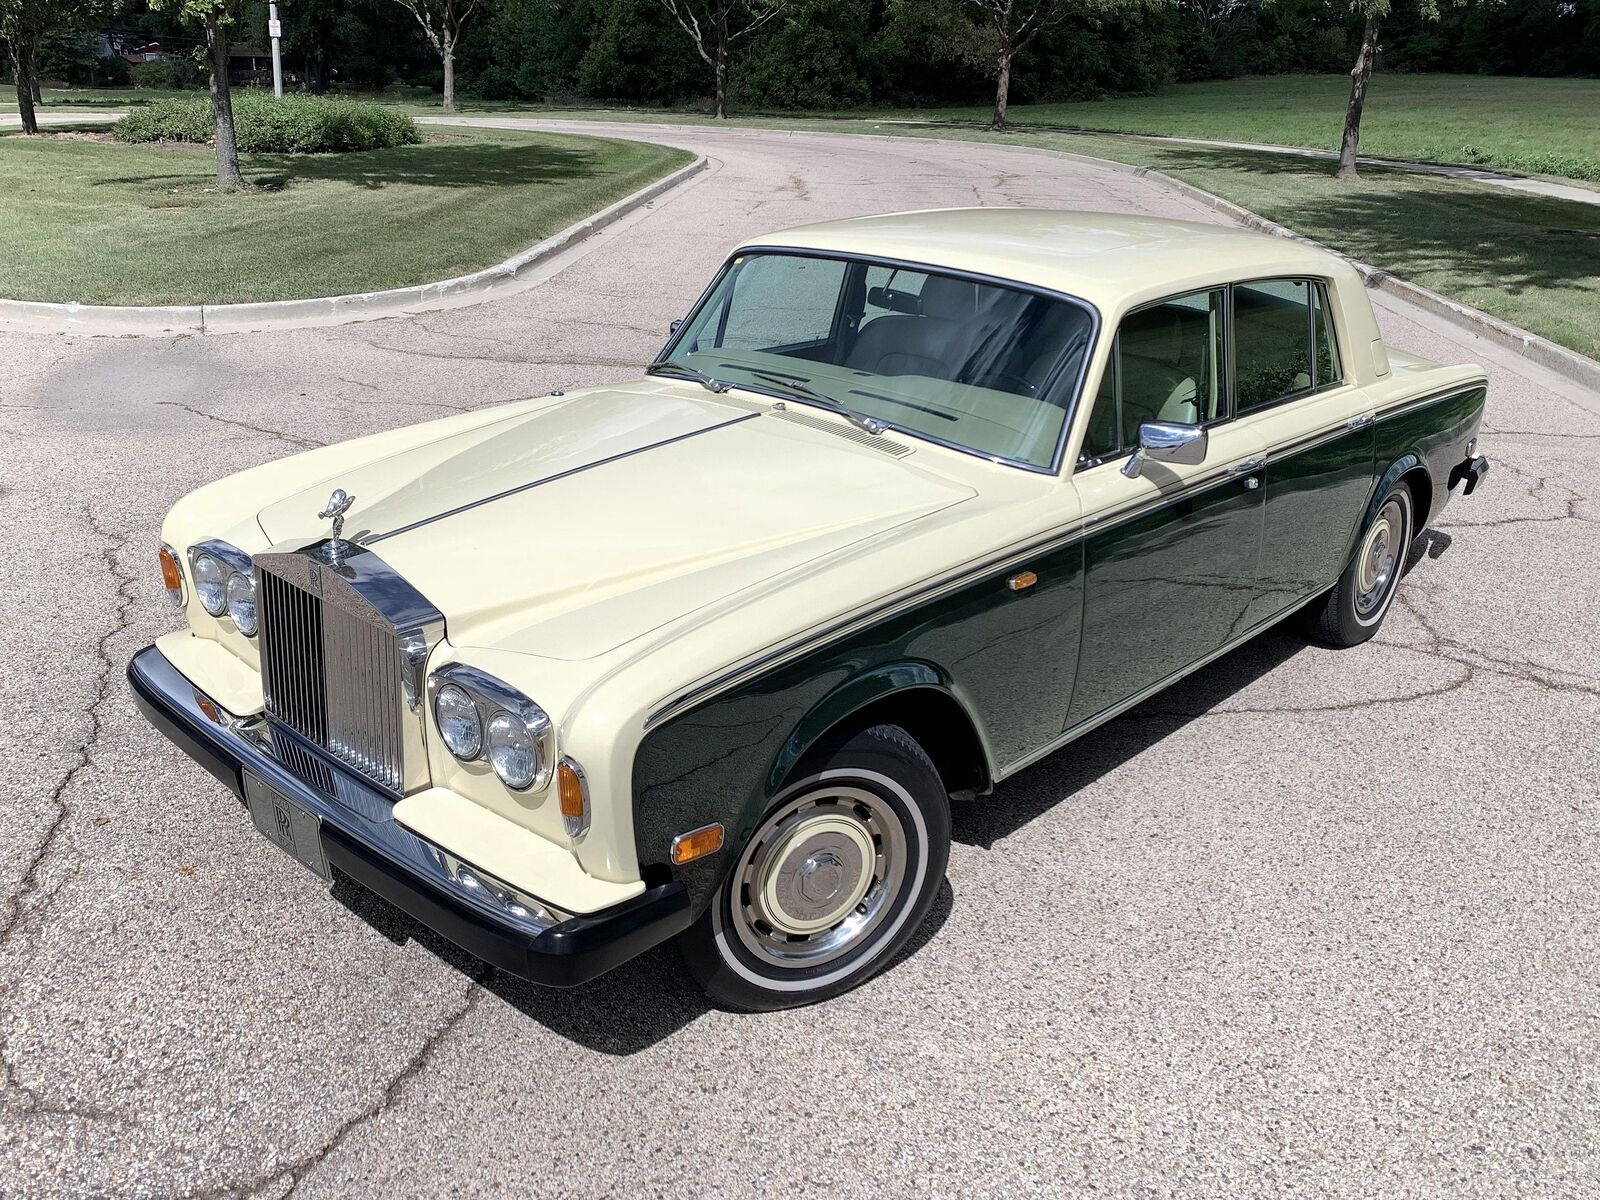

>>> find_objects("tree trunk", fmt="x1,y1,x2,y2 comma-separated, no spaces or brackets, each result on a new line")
205,14,247,189
1336,14,1380,181
29,46,40,105
713,12,729,118
9,41,38,135
991,52,1012,132
441,42,455,111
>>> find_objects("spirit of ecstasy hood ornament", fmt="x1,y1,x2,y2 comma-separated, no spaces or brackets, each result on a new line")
317,489,356,564
318,488,355,539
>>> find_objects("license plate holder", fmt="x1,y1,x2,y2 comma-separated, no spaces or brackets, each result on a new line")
244,772,331,882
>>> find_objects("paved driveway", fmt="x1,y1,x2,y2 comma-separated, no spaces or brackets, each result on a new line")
2,120,1596,1198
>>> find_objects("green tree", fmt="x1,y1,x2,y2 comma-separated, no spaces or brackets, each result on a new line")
1335,0,1386,179
1,0,106,133
148,0,249,187
655,0,786,118
1334,0,1494,179
972,0,1063,130
388,0,481,111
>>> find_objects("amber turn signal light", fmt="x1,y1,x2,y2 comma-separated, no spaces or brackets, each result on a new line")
670,823,725,866
557,761,586,822
1006,570,1038,592
159,545,185,608
557,759,592,839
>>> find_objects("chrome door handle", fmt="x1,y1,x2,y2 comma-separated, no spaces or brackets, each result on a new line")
1228,459,1265,475
1346,412,1375,430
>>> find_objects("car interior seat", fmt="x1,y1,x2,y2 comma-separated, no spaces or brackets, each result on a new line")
1118,307,1200,443
846,276,980,378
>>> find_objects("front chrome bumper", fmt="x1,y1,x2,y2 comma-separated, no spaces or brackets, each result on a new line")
127,645,690,987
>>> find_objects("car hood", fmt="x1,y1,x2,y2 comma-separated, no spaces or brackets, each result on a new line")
256,382,974,660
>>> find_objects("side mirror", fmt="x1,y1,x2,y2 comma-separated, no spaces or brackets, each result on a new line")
1121,420,1207,479
669,319,683,335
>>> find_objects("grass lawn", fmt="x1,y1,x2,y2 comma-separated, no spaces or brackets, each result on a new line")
0,86,190,109
881,75,1600,185
405,74,1600,186
0,127,691,305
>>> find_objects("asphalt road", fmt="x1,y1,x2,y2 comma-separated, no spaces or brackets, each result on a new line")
2,120,1597,1199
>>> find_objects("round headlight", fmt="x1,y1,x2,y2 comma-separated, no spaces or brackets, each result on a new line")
435,685,482,760
226,572,258,636
486,713,540,790
192,553,227,616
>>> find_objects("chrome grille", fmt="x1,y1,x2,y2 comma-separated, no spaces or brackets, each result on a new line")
256,546,442,797
258,570,328,745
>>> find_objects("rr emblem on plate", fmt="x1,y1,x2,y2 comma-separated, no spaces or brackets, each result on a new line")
273,802,294,847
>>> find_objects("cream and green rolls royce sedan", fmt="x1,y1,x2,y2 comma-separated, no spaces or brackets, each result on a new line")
130,210,1490,1009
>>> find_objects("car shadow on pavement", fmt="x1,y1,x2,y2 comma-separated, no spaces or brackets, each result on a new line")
331,879,712,1053
952,627,1307,850
332,870,955,1051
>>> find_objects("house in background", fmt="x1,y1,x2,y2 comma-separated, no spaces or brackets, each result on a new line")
228,44,272,86
118,41,165,66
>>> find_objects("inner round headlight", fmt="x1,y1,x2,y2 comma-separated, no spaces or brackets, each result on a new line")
192,553,227,616
225,572,257,636
486,713,540,790
435,685,482,760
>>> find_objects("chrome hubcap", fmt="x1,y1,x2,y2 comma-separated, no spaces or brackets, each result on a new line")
1356,498,1405,617
730,785,906,970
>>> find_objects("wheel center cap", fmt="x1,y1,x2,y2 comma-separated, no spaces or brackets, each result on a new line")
759,814,877,936
797,852,844,904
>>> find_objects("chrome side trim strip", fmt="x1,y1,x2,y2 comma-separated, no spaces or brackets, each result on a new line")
1266,422,1360,463
368,411,762,545
1371,381,1483,427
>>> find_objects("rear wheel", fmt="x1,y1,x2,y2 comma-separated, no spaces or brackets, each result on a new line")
678,724,951,1011
1309,481,1415,647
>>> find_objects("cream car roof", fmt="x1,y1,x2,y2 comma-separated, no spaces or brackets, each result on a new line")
735,208,1359,316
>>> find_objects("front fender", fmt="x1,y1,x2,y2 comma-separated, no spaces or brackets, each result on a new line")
631,659,992,917
765,660,983,797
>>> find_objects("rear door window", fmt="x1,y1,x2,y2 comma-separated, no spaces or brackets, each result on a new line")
1233,279,1314,411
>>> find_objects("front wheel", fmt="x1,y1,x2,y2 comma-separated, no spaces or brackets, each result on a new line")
678,724,951,1011
1308,481,1415,647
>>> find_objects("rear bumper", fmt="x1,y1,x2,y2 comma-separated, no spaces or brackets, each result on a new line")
1451,453,1490,496
127,644,690,987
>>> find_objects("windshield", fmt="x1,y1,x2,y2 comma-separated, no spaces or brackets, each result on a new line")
658,251,1096,470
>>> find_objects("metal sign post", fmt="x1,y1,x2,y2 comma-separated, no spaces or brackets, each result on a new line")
268,3,283,98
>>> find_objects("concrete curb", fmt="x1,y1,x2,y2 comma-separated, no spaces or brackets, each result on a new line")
0,153,708,337
989,141,1600,394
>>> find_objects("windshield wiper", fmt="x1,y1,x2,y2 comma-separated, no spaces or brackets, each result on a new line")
746,371,889,436
647,362,732,393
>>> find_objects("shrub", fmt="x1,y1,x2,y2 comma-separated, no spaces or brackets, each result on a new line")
131,58,201,90
111,92,422,153
113,94,213,143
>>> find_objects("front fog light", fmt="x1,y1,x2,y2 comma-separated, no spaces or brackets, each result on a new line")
225,572,257,636
192,553,227,616
487,713,540,790
435,684,482,760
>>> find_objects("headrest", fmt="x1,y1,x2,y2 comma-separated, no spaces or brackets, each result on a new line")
919,275,979,321
1122,306,1186,363
866,286,922,315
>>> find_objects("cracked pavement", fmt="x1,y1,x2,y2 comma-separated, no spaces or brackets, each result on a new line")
1,121,1597,1198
